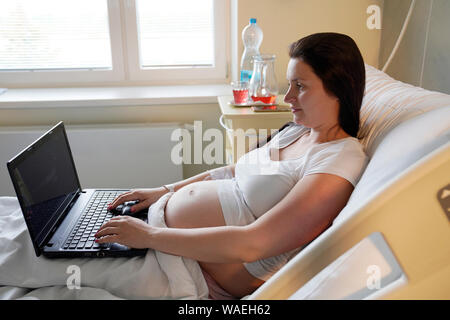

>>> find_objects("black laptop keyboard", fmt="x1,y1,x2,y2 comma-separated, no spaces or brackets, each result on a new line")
63,191,124,250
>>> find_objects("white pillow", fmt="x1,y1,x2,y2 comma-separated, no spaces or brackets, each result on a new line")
359,64,450,157
333,65,450,224
336,105,450,224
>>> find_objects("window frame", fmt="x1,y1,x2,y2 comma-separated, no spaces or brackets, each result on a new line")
0,0,229,87
0,0,125,86
123,0,228,82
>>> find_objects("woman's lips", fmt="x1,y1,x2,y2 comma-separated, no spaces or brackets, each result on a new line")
291,108,302,113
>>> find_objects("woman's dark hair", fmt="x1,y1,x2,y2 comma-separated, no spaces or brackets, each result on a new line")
288,32,365,138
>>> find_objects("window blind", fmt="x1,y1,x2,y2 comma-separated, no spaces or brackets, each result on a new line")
136,0,215,68
0,0,112,71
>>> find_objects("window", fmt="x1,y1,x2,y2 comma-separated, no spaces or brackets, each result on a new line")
0,0,229,87
136,0,214,67
125,0,227,82
0,0,112,70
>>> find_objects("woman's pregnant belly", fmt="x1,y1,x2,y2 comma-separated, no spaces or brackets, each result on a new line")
163,179,265,297
164,180,226,228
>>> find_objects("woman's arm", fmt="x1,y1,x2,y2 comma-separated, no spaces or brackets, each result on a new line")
96,172,353,264
244,173,354,260
96,218,252,263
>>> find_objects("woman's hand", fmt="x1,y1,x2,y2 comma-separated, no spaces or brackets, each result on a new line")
95,216,154,249
108,187,167,213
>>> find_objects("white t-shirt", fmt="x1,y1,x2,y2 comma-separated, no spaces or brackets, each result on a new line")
235,123,369,218
216,122,369,280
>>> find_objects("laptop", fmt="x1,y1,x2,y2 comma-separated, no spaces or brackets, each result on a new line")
7,121,148,258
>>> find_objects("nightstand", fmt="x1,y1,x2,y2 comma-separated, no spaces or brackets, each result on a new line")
217,95,293,164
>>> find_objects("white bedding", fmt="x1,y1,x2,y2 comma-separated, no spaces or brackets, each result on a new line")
0,194,209,300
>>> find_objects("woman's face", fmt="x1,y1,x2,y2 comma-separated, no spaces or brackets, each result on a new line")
284,58,340,129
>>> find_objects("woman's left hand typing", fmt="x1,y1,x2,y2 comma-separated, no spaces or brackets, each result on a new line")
95,216,153,249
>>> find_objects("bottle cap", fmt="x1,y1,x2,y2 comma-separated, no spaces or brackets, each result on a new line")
250,18,257,24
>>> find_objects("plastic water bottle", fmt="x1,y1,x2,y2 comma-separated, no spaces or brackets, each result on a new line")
240,18,263,82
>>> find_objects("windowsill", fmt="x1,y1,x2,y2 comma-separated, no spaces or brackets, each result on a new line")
0,84,231,109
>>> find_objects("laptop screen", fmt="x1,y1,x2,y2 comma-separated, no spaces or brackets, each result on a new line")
7,122,81,250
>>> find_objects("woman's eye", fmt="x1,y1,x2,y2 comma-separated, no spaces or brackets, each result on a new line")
287,82,303,90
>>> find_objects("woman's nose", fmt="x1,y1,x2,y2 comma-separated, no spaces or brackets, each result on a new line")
284,88,295,104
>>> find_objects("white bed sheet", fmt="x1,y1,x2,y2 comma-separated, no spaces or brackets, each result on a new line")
0,195,209,300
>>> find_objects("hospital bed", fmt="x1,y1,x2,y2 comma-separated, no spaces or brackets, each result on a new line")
248,64,450,300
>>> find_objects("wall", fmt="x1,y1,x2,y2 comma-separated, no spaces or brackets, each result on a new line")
237,0,384,93
379,0,450,94
0,103,224,181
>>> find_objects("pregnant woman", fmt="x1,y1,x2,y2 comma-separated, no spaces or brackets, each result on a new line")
96,32,369,299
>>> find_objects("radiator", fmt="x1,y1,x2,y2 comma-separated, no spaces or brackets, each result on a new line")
0,123,184,196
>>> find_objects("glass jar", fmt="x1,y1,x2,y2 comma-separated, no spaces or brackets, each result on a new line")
249,54,278,104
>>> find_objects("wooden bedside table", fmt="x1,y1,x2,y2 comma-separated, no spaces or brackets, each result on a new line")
217,95,293,164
